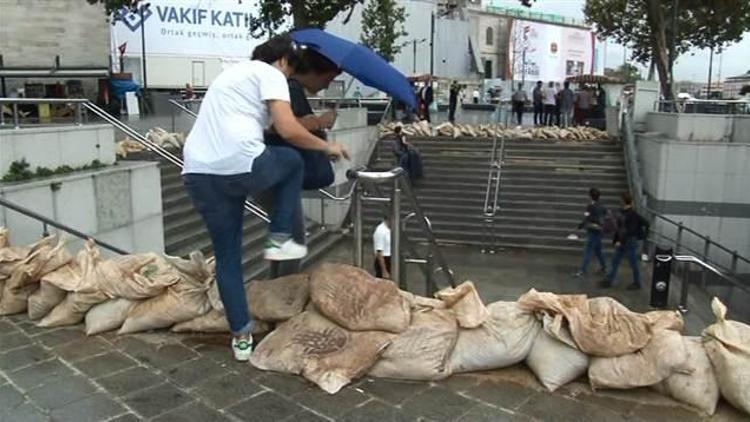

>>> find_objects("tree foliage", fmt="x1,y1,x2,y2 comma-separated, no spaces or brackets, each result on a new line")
605,63,642,84
360,0,409,62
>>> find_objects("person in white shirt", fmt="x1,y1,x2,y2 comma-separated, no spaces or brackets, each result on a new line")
181,34,349,362
373,215,392,279
543,81,557,126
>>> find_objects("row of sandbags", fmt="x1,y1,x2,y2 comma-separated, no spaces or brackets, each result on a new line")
115,127,185,158
378,121,611,141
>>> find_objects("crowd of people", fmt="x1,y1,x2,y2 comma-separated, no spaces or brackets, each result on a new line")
518,80,607,127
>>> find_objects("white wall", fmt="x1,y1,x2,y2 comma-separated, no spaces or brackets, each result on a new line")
646,113,749,143
123,55,227,89
0,124,116,178
0,161,164,256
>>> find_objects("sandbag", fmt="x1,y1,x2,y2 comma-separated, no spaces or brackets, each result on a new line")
38,290,108,327
702,298,750,415
0,228,30,285
250,309,394,394
310,263,410,333
89,253,180,299
118,252,212,334
525,313,589,392
589,329,691,389
449,301,540,373
399,290,446,310
646,310,684,332
27,281,67,320
435,281,490,329
85,298,139,335
247,274,310,321
517,289,652,357
369,309,458,380
653,337,719,415
171,309,271,335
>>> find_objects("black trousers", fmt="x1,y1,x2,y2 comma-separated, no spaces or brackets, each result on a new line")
448,101,457,122
533,103,543,125
512,101,525,125
374,256,392,278
543,104,556,126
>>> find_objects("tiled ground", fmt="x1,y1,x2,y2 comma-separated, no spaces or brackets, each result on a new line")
1,245,746,421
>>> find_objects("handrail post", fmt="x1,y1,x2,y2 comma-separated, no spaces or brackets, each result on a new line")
731,251,738,274
12,103,20,128
319,196,326,230
702,237,711,289
391,177,402,287
352,183,363,268
171,105,176,132
75,102,83,126
675,222,684,253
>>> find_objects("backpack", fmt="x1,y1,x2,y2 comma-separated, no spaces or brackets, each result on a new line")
602,209,617,235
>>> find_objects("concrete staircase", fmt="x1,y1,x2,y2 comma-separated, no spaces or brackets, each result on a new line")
363,136,629,253
158,162,342,280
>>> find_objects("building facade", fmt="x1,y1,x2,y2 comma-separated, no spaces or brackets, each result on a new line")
723,70,750,99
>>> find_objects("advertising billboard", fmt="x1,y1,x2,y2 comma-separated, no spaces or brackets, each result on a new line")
508,19,595,82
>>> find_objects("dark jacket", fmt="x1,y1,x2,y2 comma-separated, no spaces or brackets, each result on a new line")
613,207,649,244
579,201,607,233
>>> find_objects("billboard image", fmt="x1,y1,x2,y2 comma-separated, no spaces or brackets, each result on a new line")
508,19,595,82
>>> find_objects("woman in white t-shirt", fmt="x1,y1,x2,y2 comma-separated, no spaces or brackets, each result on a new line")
182,35,348,361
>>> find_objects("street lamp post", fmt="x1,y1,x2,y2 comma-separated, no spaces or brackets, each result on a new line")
411,38,427,74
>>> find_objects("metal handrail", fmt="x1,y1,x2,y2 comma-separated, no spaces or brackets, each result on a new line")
0,196,128,255
653,99,750,114
1,97,89,128
670,253,749,313
168,99,198,118
482,104,506,217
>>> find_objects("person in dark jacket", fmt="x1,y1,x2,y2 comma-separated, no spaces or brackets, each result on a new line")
448,80,460,123
420,78,434,122
573,188,607,277
392,126,423,183
599,192,650,290
532,80,544,126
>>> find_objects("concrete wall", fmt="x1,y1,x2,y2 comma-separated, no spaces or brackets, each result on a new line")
0,161,164,257
0,124,116,178
646,113,750,143
633,80,660,130
637,133,750,272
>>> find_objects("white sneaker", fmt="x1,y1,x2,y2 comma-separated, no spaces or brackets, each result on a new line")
231,336,253,362
264,239,308,261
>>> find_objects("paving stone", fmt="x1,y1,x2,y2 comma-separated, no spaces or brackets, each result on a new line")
97,366,163,397
516,393,595,422
0,319,18,334
26,374,98,409
0,384,25,409
54,336,111,362
33,326,86,347
0,401,48,422
464,380,537,411
435,374,483,393
339,400,408,422
0,331,31,352
164,356,230,388
50,392,126,422
144,344,200,369
456,404,528,421
15,320,56,336
283,410,330,422
111,336,157,362
110,413,144,422
576,393,638,416
228,391,303,422
292,384,370,418
356,378,430,406
74,351,137,378
0,344,52,371
399,386,479,421
6,358,75,390
193,372,264,409
256,372,311,396
123,382,194,418
151,401,231,422
630,403,703,422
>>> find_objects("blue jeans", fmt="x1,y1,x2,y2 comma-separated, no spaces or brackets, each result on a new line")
183,146,303,335
606,237,641,286
580,231,606,274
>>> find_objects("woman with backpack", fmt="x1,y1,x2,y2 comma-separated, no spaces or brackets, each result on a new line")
573,188,609,277
599,192,650,290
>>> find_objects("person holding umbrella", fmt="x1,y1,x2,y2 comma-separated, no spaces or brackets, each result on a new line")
182,34,348,361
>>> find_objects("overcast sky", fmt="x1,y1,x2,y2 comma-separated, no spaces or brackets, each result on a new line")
492,0,750,82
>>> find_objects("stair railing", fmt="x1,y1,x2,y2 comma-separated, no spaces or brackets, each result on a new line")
481,103,506,252
0,196,128,255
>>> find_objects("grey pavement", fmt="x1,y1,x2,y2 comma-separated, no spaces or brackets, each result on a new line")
1,244,747,421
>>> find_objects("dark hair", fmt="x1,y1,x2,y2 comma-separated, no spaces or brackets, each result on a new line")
564,81,570,89
251,34,302,70
589,187,600,201
537,80,543,85
394,126,402,134
620,192,633,206
295,48,339,75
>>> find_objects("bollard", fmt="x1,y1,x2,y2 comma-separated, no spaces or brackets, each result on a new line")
650,246,673,308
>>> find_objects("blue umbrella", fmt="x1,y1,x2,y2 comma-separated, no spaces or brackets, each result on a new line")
290,28,416,110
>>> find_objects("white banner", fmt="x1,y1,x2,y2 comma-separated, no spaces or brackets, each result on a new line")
111,0,268,59
508,19,595,82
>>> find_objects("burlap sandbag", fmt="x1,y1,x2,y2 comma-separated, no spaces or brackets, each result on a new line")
434,281,490,329
86,253,180,300
118,252,212,334
653,336,720,415
171,309,271,335
247,274,310,321
85,298,140,335
250,309,394,394
646,310,684,332
399,290,446,310
525,313,589,392
0,227,31,287
517,289,652,357
589,329,691,390
27,281,67,320
702,298,750,415
310,263,410,333
369,308,458,380
449,301,540,373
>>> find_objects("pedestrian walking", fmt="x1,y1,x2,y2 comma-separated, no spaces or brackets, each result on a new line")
373,215,392,279
559,81,575,128
599,192,650,290
449,80,460,123
573,188,608,277
511,83,528,126
420,78,434,122
532,81,544,126
543,81,557,126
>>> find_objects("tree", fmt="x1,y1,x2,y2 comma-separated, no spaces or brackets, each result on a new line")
740,85,750,96
583,0,750,100
605,63,642,84
360,0,408,62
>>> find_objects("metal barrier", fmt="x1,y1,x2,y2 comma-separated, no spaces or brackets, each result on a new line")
0,98,89,129
654,99,750,114
0,196,128,255
480,103,508,253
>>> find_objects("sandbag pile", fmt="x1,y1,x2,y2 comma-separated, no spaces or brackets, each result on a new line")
115,127,186,158
378,121,611,141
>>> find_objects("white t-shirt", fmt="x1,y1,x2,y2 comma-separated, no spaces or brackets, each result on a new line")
373,222,391,257
182,60,291,175
544,88,557,105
